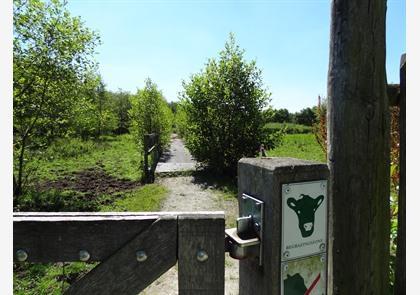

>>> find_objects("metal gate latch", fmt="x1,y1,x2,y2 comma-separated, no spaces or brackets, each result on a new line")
225,194,264,265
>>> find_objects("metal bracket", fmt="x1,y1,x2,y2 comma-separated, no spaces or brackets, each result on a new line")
225,193,264,265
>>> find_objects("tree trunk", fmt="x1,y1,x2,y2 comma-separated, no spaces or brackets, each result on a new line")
13,174,18,197
15,137,27,198
327,0,390,294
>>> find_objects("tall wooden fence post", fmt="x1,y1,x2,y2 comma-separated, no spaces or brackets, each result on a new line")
327,0,390,293
394,54,406,295
237,158,329,294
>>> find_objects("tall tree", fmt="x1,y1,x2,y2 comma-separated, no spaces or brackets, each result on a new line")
327,0,389,293
181,33,270,172
110,89,132,135
96,79,106,138
129,78,172,151
294,107,316,126
273,108,291,123
13,0,100,197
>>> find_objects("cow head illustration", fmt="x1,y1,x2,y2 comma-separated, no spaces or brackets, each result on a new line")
287,194,324,237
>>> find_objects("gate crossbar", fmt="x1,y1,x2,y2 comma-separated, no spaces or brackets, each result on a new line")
13,212,225,295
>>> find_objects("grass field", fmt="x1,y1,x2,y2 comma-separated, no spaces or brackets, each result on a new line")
14,134,169,294
267,133,326,163
27,134,142,182
100,184,168,212
264,122,313,134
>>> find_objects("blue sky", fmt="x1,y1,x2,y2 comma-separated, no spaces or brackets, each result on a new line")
67,0,405,112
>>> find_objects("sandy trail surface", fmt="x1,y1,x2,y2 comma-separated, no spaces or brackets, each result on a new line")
141,135,239,295
141,176,239,295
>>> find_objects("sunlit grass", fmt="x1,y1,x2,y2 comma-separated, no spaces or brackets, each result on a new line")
267,133,326,163
100,184,168,212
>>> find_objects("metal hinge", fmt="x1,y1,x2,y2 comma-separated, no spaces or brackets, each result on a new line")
225,193,264,265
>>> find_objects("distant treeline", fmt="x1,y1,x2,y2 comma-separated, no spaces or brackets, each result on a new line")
261,106,318,126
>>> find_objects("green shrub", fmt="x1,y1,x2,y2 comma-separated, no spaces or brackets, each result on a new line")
181,34,270,173
261,128,285,150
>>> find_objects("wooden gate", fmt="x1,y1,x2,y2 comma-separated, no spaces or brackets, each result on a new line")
14,212,225,295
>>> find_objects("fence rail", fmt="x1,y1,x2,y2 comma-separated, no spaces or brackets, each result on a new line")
14,212,225,295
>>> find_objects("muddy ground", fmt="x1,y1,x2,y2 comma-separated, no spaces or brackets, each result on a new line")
40,166,142,197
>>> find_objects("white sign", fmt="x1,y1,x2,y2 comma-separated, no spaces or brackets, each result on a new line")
281,254,326,295
281,180,327,261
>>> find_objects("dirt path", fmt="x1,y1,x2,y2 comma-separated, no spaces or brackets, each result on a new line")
141,137,239,294
156,134,196,174
142,136,239,294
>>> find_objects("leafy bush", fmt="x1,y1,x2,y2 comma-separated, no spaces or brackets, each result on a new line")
261,128,285,150
180,34,270,173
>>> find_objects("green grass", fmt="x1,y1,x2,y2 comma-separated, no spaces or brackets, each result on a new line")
267,133,326,163
100,184,168,212
28,134,142,182
14,134,170,294
13,262,97,295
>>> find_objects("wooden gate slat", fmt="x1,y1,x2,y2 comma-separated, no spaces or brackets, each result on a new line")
14,213,158,262
178,213,225,295
65,217,177,295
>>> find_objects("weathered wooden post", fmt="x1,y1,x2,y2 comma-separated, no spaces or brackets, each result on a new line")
395,54,406,295
327,0,390,293
235,157,329,294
